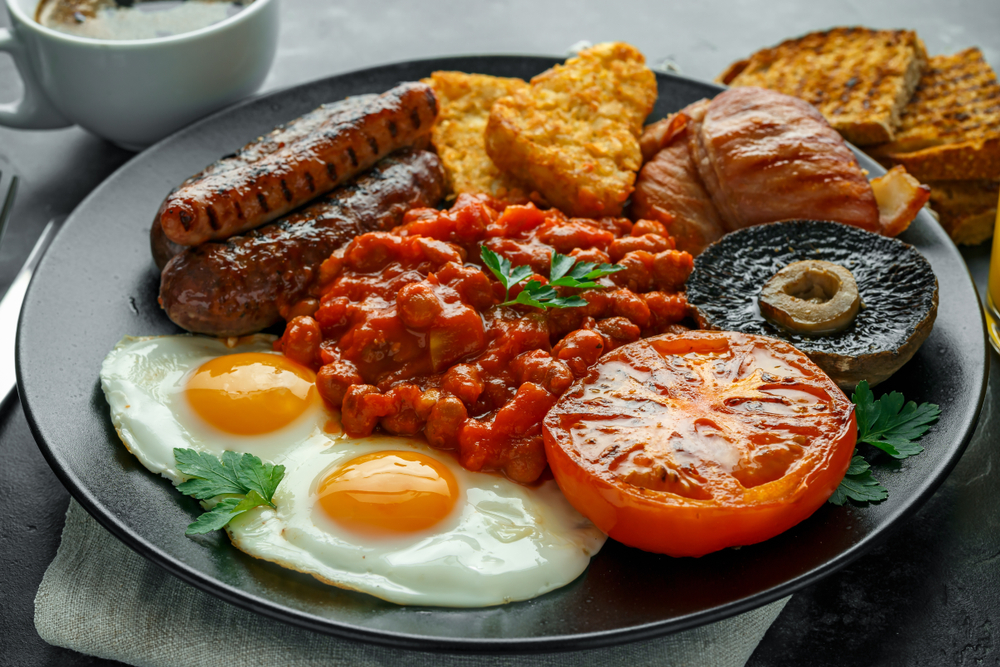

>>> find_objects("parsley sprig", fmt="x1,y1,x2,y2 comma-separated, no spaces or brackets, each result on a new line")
828,381,940,506
174,448,285,535
480,246,623,310
829,455,888,505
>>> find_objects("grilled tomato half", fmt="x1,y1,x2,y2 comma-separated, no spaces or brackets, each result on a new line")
543,330,856,557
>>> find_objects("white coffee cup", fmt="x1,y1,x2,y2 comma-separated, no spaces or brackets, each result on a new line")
0,0,279,150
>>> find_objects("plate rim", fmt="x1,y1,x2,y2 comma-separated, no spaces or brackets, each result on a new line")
15,53,991,654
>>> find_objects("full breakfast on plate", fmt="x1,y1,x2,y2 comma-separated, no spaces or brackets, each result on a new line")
99,30,995,606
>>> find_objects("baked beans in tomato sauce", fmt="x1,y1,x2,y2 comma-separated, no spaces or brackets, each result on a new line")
275,194,693,483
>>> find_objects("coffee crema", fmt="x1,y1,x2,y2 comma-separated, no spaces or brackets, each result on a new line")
35,0,254,41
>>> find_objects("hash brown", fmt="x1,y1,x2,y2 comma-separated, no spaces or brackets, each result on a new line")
423,71,533,202
484,42,657,218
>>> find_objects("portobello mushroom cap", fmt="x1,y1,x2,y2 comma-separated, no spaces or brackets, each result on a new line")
685,220,938,390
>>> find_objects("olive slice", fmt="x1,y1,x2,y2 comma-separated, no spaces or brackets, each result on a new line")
759,260,861,336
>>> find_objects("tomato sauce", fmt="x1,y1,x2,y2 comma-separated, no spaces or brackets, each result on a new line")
276,194,693,483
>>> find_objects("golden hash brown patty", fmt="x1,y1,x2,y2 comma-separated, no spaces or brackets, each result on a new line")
484,42,657,218
423,71,533,202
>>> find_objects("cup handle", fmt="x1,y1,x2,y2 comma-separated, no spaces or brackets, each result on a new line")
0,27,72,129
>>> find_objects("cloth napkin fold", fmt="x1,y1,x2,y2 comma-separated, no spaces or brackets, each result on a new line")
35,500,788,667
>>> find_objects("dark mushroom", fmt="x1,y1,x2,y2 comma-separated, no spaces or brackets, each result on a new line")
685,220,938,390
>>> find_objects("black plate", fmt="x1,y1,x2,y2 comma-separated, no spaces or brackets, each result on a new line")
16,56,989,653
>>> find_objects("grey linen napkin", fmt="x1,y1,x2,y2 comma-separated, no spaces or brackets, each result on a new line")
35,500,789,667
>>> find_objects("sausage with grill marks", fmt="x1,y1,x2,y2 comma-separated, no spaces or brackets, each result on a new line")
156,81,439,246
158,150,446,336
151,218,185,270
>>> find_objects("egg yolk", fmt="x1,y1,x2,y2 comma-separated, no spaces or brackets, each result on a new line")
186,352,317,435
317,451,459,536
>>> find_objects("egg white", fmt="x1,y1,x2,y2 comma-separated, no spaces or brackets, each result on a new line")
227,435,607,607
100,334,328,482
101,335,607,607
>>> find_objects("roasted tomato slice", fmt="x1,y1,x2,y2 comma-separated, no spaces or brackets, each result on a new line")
543,330,856,557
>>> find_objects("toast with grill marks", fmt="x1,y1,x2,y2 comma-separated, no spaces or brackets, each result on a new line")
926,178,1000,244
718,27,927,146
867,48,1000,180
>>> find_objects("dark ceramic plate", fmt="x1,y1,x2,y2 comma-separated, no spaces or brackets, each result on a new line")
16,56,989,653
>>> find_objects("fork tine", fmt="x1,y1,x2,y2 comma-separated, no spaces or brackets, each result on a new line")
0,175,19,252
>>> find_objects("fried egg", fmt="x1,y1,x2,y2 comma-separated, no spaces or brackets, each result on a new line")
101,335,327,482
100,335,606,607
228,435,605,606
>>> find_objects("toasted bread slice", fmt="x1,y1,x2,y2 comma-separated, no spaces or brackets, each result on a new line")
423,71,532,202
718,27,927,145
934,208,996,246
867,49,1000,180
926,178,999,244
928,178,999,214
485,42,657,218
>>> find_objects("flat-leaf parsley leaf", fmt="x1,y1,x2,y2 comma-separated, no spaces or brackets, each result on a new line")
480,246,622,309
828,381,940,506
174,448,285,535
828,456,888,505
853,381,941,459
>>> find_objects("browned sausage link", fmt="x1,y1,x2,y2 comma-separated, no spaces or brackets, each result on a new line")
157,81,439,246
149,115,418,270
158,150,445,336
186,96,376,182
155,96,377,257
150,216,187,271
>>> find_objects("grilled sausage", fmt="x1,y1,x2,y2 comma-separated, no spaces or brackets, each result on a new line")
149,135,434,270
150,218,186,270
156,81,439,246
159,150,446,336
